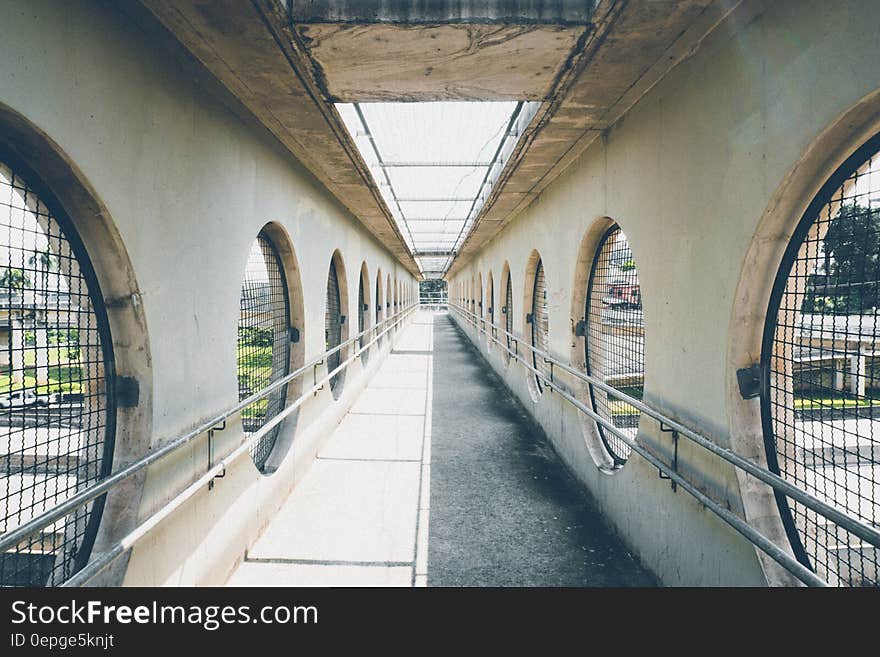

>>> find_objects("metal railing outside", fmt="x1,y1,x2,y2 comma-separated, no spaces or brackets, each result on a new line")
419,292,448,311
448,302,880,587
0,302,419,587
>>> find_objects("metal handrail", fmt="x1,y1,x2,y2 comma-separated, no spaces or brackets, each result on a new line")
0,303,418,568
450,303,880,549
419,294,448,310
63,303,417,587
448,302,880,586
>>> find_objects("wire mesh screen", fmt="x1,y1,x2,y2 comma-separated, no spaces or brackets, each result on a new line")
238,235,290,472
504,275,513,362
763,137,880,586
358,273,368,365
0,160,115,587
530,260,550,393
487,276,495,349
387,279,392,333
326,261,344,398
375,276,383,349
585,226,644,465
479,279,485,334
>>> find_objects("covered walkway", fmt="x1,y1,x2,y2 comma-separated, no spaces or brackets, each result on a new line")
228,312,654,586
6,0,880,591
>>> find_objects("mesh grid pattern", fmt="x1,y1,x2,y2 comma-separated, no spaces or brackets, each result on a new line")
0,160,113,586
504,275,514,363
487,276,495,350
585,226,644,465
238,235,290,472
479,278,485,334
358,272,368,365
375,275,383,349
387,279,392,335
764,139,880,586
531,259,550,394
326,261,344,398
470,279,475,318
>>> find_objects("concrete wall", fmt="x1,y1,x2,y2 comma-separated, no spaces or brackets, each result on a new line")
449,0,880,585
0,0,417,585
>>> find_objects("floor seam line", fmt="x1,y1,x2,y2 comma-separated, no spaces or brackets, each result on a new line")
412,314,434,587
244,557,415,568
347,412,426,417
316,456,423,463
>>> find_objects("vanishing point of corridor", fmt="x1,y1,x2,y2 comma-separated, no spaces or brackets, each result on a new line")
228,311,654,587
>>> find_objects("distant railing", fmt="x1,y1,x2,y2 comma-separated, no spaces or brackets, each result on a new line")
0,303,419,587
448,302,880,587
419,292,448,311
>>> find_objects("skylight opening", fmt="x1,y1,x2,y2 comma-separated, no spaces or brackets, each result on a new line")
336,101,539,278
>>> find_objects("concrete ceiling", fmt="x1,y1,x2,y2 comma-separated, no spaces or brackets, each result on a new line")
299,23,588,102
129,0,739,280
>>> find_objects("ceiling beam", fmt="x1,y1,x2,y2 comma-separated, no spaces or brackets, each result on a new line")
380,161,492,167
414,250,455,257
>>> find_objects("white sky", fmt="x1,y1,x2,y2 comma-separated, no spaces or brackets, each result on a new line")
0,166,69,294
336,101,538,276
244,237,270,283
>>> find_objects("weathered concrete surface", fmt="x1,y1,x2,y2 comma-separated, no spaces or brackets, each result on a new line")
298,23,589,102
290,1,595,24
429,314,655,586
228,562,413,587
244,459,421,564
449,0,880,585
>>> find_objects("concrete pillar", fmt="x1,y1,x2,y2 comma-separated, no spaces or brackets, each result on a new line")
835,365,844,392
34,324,49,387
851,353,866,397
10,321,24,386
0,329,10,370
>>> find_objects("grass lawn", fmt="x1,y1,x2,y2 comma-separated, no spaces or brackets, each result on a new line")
241,398,268,419
238,343,274,420
238,344,273,382
794,395,878,410
608,386,643,416
618,386,644,400
609,400,639,416
0,346,83,394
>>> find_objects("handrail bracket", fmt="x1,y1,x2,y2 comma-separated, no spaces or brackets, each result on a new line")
207,420,227,491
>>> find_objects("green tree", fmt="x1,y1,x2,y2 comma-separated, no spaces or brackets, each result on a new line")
0,267,31,290
419,279,446,300
803,203,880,314
28,247,58,291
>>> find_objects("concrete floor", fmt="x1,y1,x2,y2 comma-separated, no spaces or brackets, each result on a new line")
428,314,655,586
227,314,434,587
227,311,655,587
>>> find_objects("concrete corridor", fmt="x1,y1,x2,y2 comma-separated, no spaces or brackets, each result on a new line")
227,311,654,586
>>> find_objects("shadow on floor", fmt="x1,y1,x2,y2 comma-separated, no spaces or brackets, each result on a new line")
427,314,657,587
